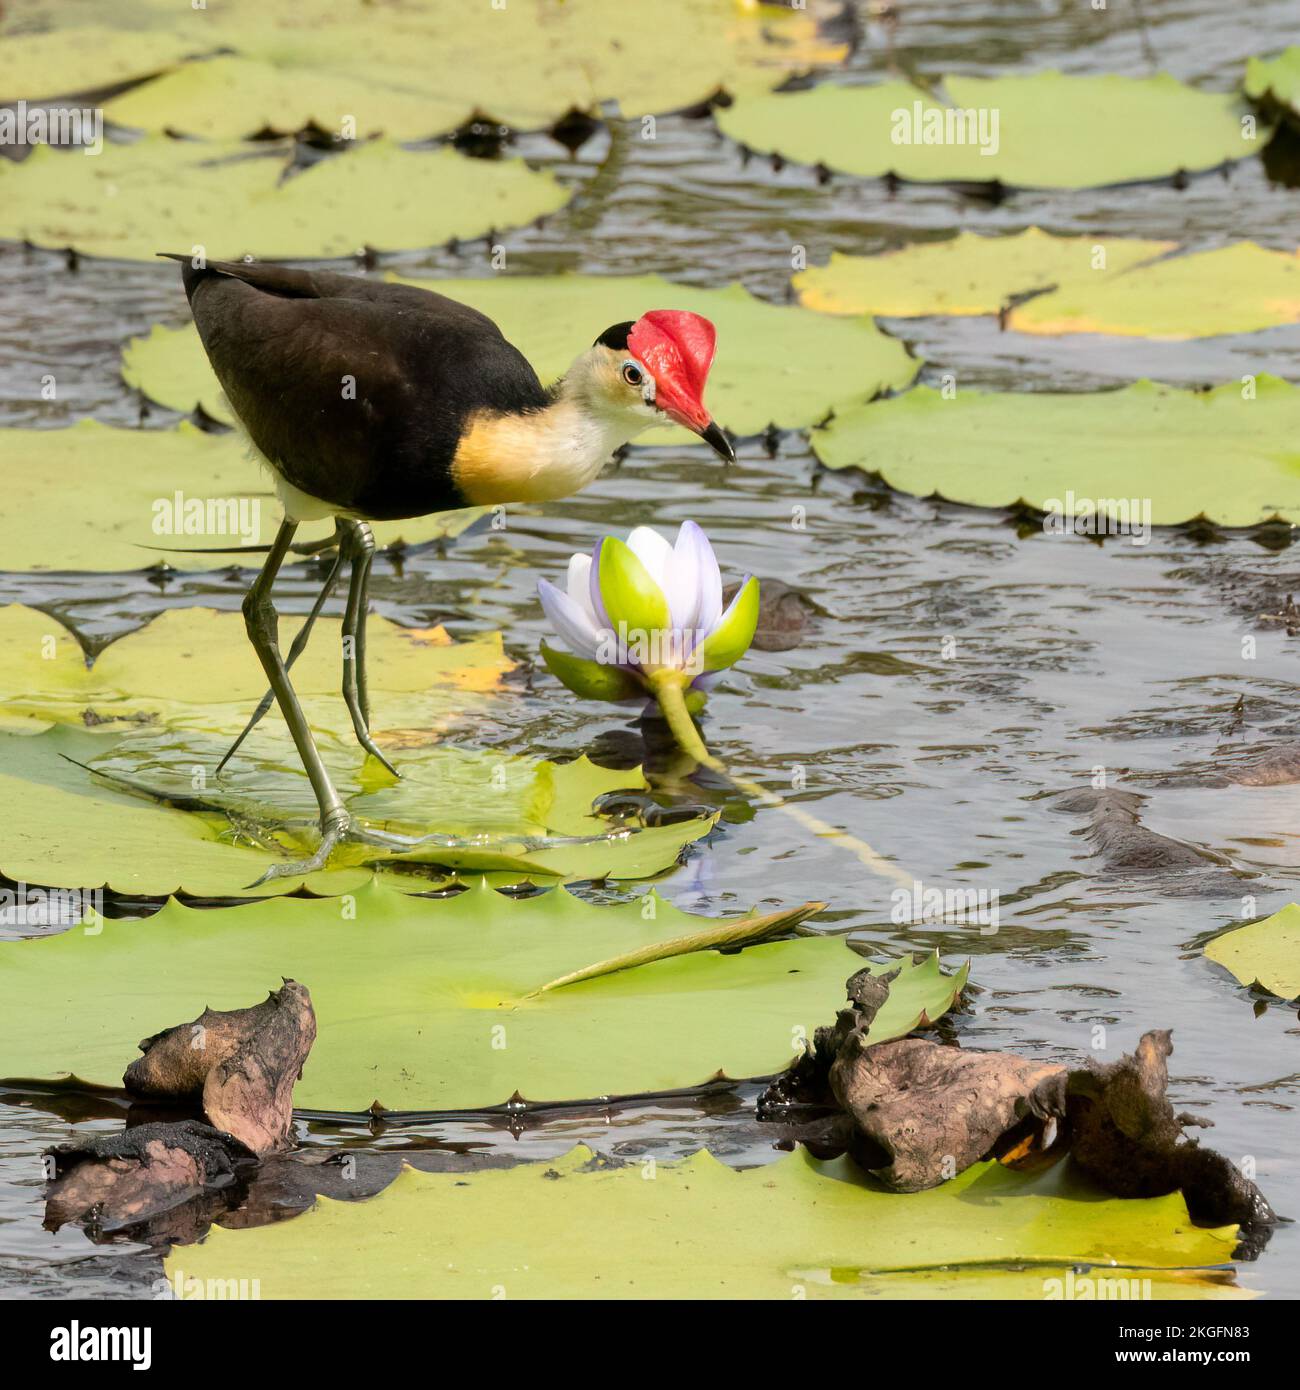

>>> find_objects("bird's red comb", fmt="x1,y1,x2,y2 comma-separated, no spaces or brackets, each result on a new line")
628,310,718,431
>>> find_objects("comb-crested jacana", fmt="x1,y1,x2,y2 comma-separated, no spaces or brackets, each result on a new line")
164,255,734,881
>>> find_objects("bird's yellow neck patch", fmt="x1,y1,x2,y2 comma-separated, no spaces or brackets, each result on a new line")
451,398,628,506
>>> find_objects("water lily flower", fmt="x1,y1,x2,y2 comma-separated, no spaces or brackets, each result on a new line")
537,522,759,749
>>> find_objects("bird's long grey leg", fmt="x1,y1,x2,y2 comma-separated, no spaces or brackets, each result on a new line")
216,522,347,776
340,520,399,777
242,518,349,884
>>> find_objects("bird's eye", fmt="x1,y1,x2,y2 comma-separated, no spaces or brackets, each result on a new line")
622,362,643,387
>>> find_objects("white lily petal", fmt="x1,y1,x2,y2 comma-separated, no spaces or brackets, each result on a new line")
626,525,674,592
565,553,598,625
538,578,603,662
681,520,722,640
663,521,703,635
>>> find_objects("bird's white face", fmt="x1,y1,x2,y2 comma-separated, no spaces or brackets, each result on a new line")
583,345,666,434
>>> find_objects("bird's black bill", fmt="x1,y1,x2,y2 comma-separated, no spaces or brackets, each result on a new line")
699,420,735,464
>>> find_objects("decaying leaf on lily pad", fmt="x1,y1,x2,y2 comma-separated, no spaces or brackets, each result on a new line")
123,275,917,441
44,980,316,1234
763,974,1274,1244
716,71,1257,188
1205,906,1300,1000
0,421,486,572
124,980,317,1156
0,137,569,261
0,880,967,1111
162,1138,1243,1300
814,375,1300,527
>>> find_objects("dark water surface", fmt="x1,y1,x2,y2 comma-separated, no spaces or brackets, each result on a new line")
2,0,1299,1298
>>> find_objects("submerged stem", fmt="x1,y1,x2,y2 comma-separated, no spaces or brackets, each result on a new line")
650,671,914,890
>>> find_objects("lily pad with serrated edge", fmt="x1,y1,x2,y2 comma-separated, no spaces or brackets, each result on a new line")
716,72,1258,188
161,1141,1239,1299
0,878,968,1109
813,376,1300,528
0,136,570,261
0,724,717,896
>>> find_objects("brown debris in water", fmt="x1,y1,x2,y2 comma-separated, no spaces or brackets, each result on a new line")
43,1120,255,1235
762,973,1276,1248
1023,1028,1276,1237
124,980,316,1156
43,982,316,1238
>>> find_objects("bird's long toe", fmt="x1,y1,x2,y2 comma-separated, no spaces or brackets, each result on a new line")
245,812,350,888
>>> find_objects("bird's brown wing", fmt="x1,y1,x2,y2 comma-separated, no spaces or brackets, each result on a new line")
169,258,548,519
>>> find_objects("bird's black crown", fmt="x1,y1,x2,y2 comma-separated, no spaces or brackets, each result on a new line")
594,321,635,350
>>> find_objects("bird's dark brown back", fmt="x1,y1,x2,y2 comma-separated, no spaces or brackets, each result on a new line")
165,257,549,520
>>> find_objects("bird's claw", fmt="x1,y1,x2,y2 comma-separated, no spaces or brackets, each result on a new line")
245,811,350,888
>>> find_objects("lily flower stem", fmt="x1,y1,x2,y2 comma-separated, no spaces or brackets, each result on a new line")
649,673,914,889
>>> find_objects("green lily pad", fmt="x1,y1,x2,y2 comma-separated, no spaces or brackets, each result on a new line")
103,53,465,141
814,376,1300,527
123,277,919,439
795,230,1176,318
0,421,486,571
0,879,967,1109
717,72,1257,188
10,0,847,130
162,1142,1238,1299
0,724,715,896
1205,907,1300,1000
1010,242,1300,339
1245,47,1300,123
0,607,714,892
0,136,569,261
0,23,202,101
0,603,510,738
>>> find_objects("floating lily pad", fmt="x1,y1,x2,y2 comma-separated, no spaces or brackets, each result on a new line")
717,72,1257,188
0,24,201,101
795,230,1176,318
11,0,845,130
1244,47,1300,123
162,1142,1237,1299
0,421,485,571
0,608,714,891
0,603,510,737
103,54,463,141
1010,242,1300,339
123,277,918,439
0,725,715,896
1205,907,1300,1000
0,879,966,1109
814,376,1300,527
0,136,569,260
